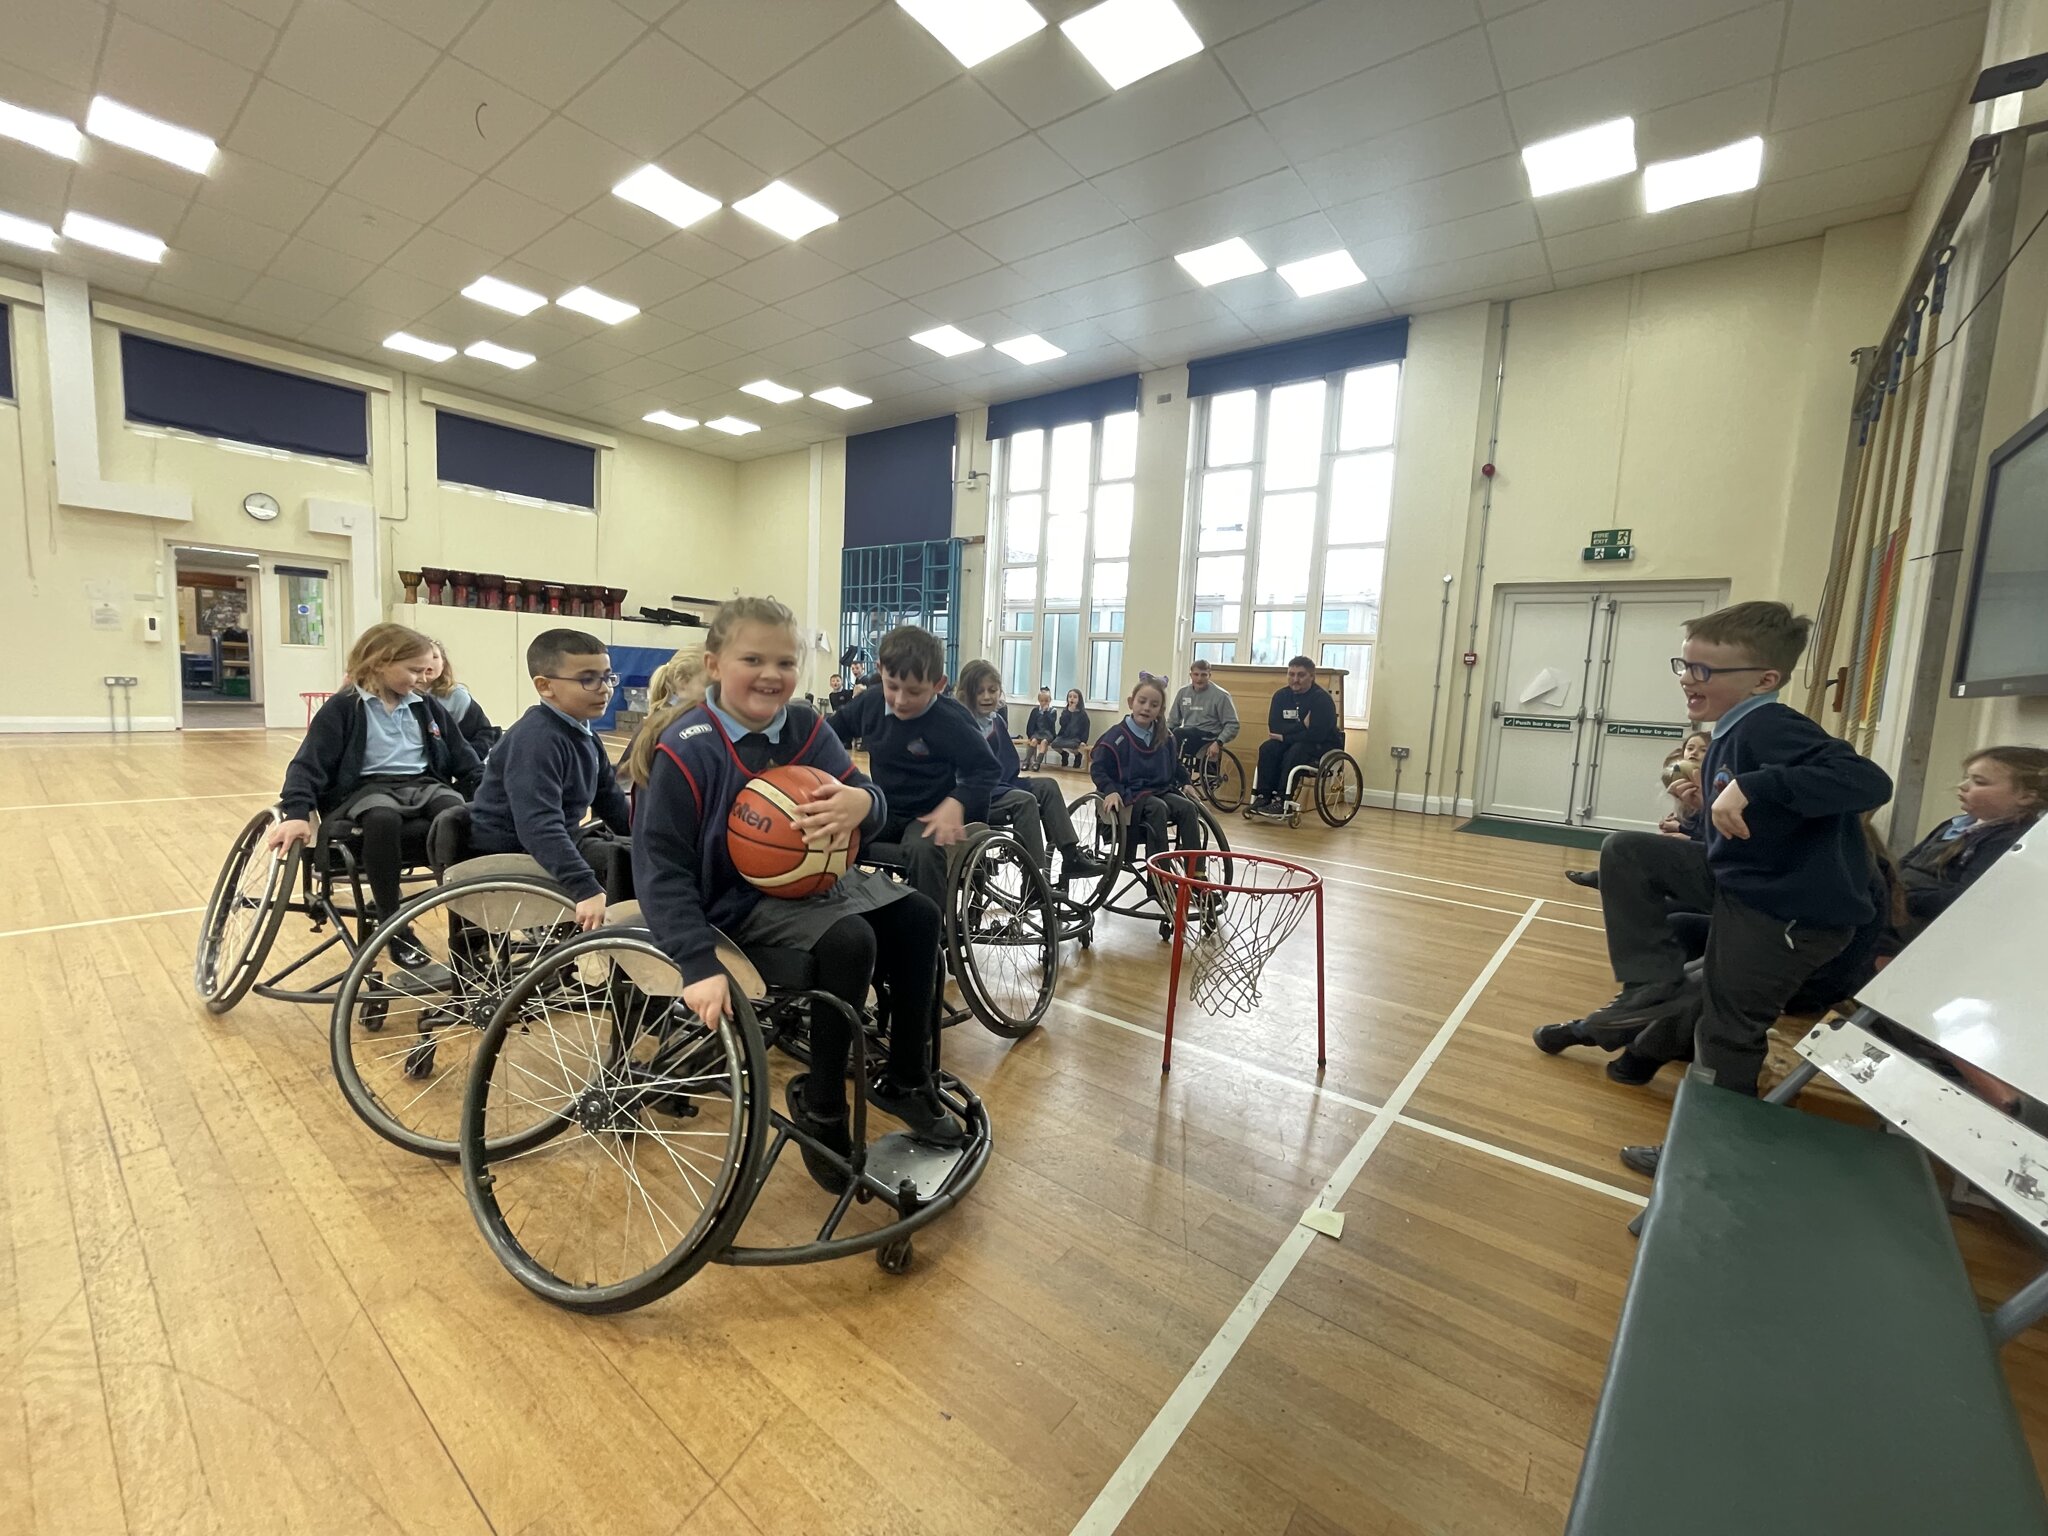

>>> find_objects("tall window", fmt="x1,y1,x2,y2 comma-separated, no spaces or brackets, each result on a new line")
1189,364,1397,727
995,411,1138,707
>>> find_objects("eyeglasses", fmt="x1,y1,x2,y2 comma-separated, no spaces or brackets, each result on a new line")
1670,658,1769,684
547,670,619,691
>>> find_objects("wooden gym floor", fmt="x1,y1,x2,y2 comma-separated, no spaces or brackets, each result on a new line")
4,729,2047,1535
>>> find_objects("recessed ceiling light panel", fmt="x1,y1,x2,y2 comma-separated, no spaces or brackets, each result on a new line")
910,325,985,357
740,379,803,403
733,180,838,240
810,387,872,410
463,340,535,369
1522,116,1637,197
1174,236,1265,287
1060,0,1203,90
556,286,639,324
61,211,164,262
613,164,721,230
463,275,547,315
1277,249,1367,298
0,210,57,252
995,334,1066,364
898,0,1046,67
86,97,216,174
1643,135,1764,212
644,410,699,430
384,331,456,362
706,415,761,435
0,98,82,160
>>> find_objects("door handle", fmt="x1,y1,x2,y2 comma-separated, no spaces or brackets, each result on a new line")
1491,700,1502,718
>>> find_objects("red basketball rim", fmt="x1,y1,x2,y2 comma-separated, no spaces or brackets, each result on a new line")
1146,849,1321,896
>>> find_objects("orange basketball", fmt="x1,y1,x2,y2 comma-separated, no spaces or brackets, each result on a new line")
727,764,859,898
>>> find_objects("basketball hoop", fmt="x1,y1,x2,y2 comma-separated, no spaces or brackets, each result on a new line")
1146,850,1326,1074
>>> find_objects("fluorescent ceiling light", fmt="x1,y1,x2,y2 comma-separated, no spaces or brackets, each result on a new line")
61,211,164,262
1175,236,1264,286
810,387,871,410
1522,116,1636,197
910,324,984,357
705,415,760,435
383,331,456,362
740,378,803,404
898,0,1046,67
1643,135,1764,213
0,99,82,160
995,333,1065,364
644,410,698,430
0,210,57,252
613,163,720,230
463,275,546,315
86,97,216,174
463,340,534,369
1277,249,1367,298
732,180,837,240
1061,0,1203,90
556,285,638,324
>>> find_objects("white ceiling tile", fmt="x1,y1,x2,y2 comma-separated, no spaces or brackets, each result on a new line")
350,266,450,319
1752,146,1928,226
265,240,376,297
517,217,644,284
1783,0,1987,68
827,301,942,350
1765,85,1957,184
838,78,1026,190
915,265,1043,318
975,27,1113,127
1327,156,1526,247
1094,118,1292,220
757,329,862,370
172,203,291,270
554,334,637,375
1356,199,1540,276
721,244,845,304
1231,209,1346,268
386,225,503,286
352,0,489,49
803,196,950,270
265,1,437,126
1769,16,1985,132
1633,78,1775,164
9,0,108,92
490,116,639,216
1039,56,1248,177
434,180,565,254
963,184,1125,264
563,34,744,160
1542,193,1753,268
692,209,787,263
599,354,684,391
236,273,335,323
652,229,747,279
1294,97,1516,207
1219,0,1480,108
701,97,824,178
67,166,192,239
1096,289,1229,342
98,14,255,136
1503,6,1785,145
709,306,811,350
650,279,760,330
615,0,683,21
904,138,1080,228
659,0,873,90
1552,229,1755,289
335,135,479,226
296,192,423,263
864,234,1000,300
1487,0,1761,93
0,56,88,123
224,82,377,184
150,250,260,303
590,248,704,310
1749,196,1911,249
1008,224,1169,289
1132,314,1257,365
995,289,1092,332
454,0,647,110
1261,29,1499,162
388,58,552,174
781,151,893,221
1175,0,1318,44
757,7,959,142
116,0,278,70
1529,171,1645,238
1134,169,1319,252
1055,259,1189,319
1374,241,1550,305
0,140,69,224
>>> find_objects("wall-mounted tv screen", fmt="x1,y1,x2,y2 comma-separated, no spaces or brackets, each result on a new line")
1955,404,2048,698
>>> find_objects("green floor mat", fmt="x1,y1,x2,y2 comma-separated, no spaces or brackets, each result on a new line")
1457,816,1609,851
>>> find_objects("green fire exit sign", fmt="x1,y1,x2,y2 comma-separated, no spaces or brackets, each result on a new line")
1584,529,1634,562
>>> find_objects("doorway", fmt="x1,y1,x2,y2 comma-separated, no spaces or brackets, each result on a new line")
1477,581,1724,832
174,545,264,730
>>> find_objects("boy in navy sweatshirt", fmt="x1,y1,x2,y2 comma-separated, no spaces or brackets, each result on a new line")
1534,602,1892,1173
830,624,999,907
468,628,633,929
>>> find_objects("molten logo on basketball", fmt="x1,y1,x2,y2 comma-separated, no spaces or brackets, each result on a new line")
732,802,774,832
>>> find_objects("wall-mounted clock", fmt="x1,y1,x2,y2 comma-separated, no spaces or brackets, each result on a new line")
244,492,281,522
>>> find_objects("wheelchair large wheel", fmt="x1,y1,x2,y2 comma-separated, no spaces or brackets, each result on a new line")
460,933,767,1313
1198,747,1246,812
1315,752,1364,828
194,807,301,1014
948,833,1059,1039
1062,793,1125,912
332,874,584,1160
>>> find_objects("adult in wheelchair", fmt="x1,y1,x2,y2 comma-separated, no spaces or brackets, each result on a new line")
1243,732,1365,828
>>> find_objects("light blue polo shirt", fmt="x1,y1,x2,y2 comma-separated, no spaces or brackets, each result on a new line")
359,687,429,776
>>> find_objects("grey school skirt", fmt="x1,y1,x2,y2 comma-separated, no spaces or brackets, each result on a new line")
734,866,907,951
332,775,464,822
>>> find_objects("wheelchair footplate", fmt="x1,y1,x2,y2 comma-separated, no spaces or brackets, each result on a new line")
861,1134,968,1205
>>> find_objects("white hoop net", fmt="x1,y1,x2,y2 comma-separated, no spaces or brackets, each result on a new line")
1149,853,1321,1019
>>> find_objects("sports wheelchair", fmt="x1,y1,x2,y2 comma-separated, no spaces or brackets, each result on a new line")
1243,737,1365,829
1176,730,1246,813
454,906,991,1312
1059,790,1234,939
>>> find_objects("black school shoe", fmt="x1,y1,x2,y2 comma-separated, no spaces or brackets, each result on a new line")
1531,1019,1592,1054
1605,1049,1663,1086
784,1074,853,1194
387,927,434,971
1060,845,1107,880
867,1077,967,1147
1619,1143,1662,1177
1565,869,1600,889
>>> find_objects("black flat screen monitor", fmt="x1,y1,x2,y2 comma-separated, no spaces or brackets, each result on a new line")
1955,404,2048,698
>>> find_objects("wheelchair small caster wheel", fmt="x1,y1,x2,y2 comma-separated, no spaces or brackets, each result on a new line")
877,1237,913,1275
1288,812,1301,828
361,995,387,1034
403,1037,437,1080
1158,920,1173,941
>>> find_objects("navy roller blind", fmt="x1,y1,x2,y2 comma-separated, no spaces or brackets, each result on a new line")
435,410,597,509
120,332,369,461
984,373,1140,440
0,305,12,400
845,414,956,546
1187,316,1409,398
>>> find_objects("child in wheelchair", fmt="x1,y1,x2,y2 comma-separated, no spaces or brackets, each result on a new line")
268,621,482,968
468,627,634,931
627,597,965,1188
957,659,1106,889
418,638,500,756
1093,675,1204,889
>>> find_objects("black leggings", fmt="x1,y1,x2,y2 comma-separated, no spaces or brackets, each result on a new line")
801,892,942,1113
354,807,414,923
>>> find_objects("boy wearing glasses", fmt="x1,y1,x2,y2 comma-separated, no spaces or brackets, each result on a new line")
1533,602,1892,1172
469,628,634,929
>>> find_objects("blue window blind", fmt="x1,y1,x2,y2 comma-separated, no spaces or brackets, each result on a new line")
435,411,597,509
845,414,955,546
0,305,12,401
985,374,1140,440
1187,317,1409,398
120,332,368,461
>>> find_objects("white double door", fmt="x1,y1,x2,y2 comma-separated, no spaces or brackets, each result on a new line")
1479,582,1723,832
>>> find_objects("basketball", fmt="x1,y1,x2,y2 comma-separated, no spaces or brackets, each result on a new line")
727,764,859,898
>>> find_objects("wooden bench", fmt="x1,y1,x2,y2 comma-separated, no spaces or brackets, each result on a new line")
1567,1071,2048,1536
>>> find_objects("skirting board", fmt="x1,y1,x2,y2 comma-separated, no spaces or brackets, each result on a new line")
0,716,177,734
1361,789,1474,816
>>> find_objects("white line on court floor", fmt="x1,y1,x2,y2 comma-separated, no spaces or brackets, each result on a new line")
1069,898,1545,1536
1275,847,1604,914
0,906,203,940
1316,870,1604,933
0,790,272,813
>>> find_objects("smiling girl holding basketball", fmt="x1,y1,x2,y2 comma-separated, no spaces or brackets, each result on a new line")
626,596,963,1180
